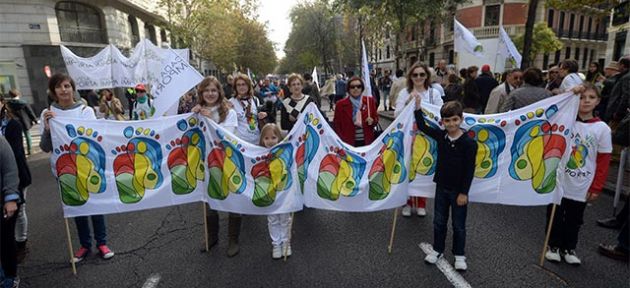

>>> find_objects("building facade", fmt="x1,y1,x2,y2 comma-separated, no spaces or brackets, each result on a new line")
374,0,610,72
0,0,175,113
606,0,630,63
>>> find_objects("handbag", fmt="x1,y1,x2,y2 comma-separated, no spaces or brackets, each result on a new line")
613,112,630,147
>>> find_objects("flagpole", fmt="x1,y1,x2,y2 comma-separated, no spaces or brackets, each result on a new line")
203,203,209,252
388,208,399,254
539,204,557,267
65,218,77,275
283,212,295,262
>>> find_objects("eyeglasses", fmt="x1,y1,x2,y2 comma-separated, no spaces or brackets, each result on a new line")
349,85,363,89
412,72,427,78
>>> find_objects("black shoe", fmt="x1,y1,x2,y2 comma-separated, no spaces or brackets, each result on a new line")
15,240,28,264
597,218,622,229
598,244,629,262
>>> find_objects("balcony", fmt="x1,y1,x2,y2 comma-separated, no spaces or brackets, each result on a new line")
59,27,107,44
443,25,525,43
554,29,607,41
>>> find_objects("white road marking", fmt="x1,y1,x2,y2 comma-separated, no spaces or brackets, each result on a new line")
419,242,472,288
142,273,161,288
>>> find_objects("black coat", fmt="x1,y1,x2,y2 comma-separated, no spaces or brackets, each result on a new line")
3,119,31,193
474,73,499,111
6,99,37,130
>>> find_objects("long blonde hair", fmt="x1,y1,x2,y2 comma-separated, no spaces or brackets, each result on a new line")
197,76,232,123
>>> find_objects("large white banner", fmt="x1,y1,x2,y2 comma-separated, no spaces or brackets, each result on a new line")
49,94,578,217
60,39,190,90
409,94,578,206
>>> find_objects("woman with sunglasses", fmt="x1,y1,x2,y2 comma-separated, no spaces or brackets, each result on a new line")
395,62,444,217
333,76,378,147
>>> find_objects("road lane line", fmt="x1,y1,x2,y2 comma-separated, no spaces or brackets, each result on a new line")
419,242,472,288
142,273,161,288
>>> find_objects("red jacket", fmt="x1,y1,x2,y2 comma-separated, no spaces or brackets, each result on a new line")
333,96,379,146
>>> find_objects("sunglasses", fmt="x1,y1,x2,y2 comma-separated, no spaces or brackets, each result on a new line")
412,72,427,78
349,85,363,89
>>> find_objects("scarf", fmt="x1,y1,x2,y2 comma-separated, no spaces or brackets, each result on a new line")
349,95,362,126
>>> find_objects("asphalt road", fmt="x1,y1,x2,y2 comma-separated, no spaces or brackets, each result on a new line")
15,115,629,288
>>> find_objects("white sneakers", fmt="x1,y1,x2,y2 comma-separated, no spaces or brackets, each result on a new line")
424,249,443,264
545,247,562,262
402,205,427,217
545,247,581,265
272,243,292,259
402,205,412,217
454,256,467,271
283,242,292,257
563,250,581,265
272,245,282,259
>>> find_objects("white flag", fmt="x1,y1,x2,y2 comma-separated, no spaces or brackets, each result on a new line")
149,49,204,118
454,19,484,58
361,39,372,97
311,67,320,91
498,26,522,68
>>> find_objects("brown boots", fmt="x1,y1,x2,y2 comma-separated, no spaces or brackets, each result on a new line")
205,208,241,257
227,213,242,257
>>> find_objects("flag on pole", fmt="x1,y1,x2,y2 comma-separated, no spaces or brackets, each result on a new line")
498,26,522,68
361,39,372,97
247,68,252,81
454,19,484,58
311,67,320,91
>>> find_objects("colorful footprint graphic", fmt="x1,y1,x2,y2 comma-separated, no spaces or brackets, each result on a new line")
167,117,206,195
251,143,294,207
509,105,569,194
567,140,588,170
409,109,439,181
112,126,164,204
317,145,367,201
207,130,246,200
54,125,106,206
465,116,507,178
296,113,322,192
369,125,407,200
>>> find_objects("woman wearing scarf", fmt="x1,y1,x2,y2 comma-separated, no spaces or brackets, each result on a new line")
281,74,315,131
333,76,378,147
228,74,267,144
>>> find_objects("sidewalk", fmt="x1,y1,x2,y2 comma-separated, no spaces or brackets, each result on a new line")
379,110,630,197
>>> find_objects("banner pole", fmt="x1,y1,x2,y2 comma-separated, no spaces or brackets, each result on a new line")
284,212,295,262
539,204,557,267
203,203,209,252
388,207,399,254
64,218,77,275
613,147,627,215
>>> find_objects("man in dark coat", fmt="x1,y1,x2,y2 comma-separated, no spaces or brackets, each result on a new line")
475,64,499,112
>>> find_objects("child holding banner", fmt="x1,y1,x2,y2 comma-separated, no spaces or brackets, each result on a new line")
545,83,612,265
39,73,115,263
258,123,293,259
413,98,477,271
192,76,241,257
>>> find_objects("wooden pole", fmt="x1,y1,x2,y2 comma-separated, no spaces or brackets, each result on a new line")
388,207,399,254
539,204,557,267
64,218,77,275
284,212,295,262
203,203,209,252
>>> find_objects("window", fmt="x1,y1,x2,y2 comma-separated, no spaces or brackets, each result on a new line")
543,54,549,69
559,12,565,31
484,5,500,26
554,50,561,64
565,47,571,59
386,46,390,59
587,17,593,38
55,1,106,43
590,49,595,64
582,48,588,68
449,50,454,64
144,24,157,44
160,29,167,44
569,14,575,37
429,53,435,67
613,31,627,61
128,15,139,46
575,47,580,60
578,15,584,37
547,9,555,27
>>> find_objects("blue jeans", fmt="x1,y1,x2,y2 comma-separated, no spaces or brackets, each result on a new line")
433,187,468,256
75,215,107,248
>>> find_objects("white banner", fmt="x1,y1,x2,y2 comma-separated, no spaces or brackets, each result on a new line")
498,26,523,68
49,94,578,217
454,19,484,58
60,39,190,90
408,93,579,206
149,49,204,118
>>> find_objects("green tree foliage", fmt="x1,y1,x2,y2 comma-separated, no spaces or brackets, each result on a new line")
159,0,276,75
514,22,563,64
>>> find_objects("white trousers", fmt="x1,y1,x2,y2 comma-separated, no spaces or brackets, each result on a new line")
267,213,291,246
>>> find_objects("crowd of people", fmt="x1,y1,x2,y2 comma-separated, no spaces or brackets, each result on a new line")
0,53,629,287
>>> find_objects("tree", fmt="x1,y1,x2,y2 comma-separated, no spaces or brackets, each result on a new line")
520,0,619,69
514,22,563,65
